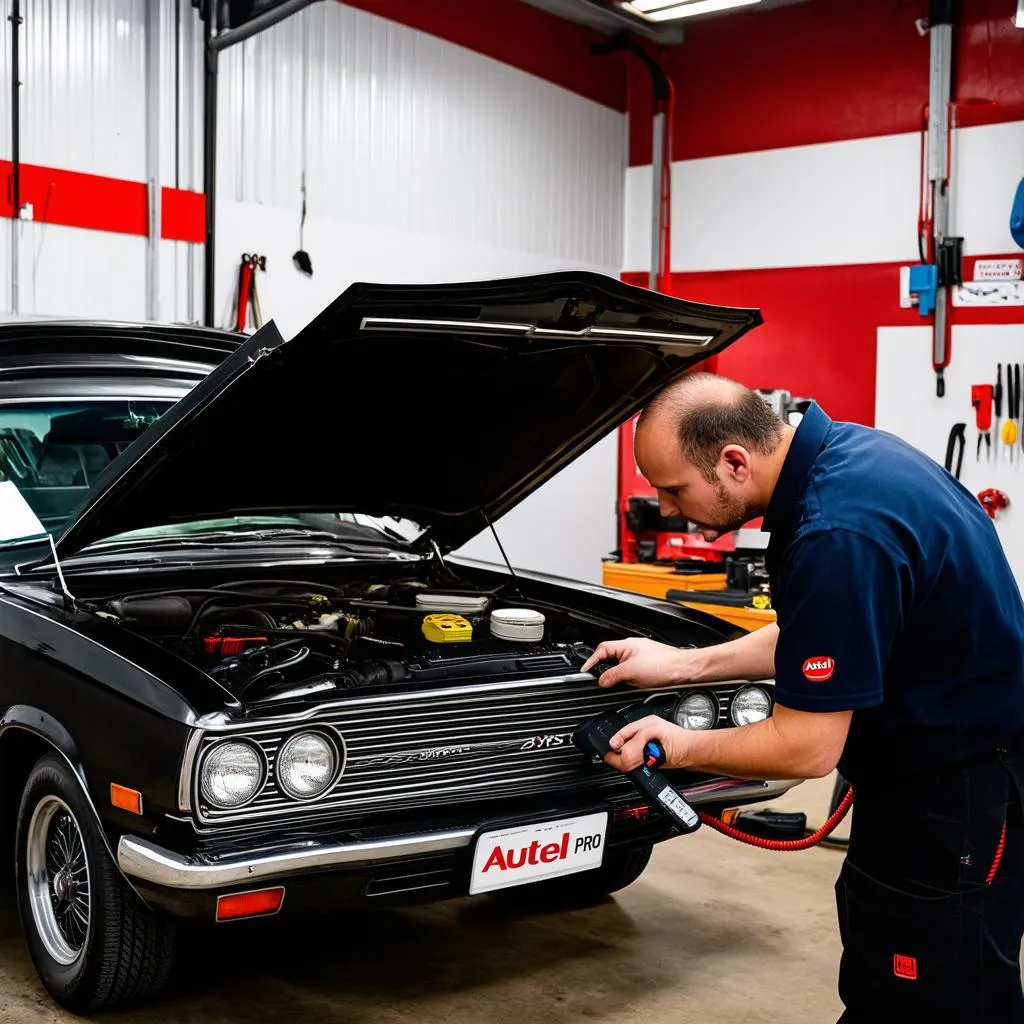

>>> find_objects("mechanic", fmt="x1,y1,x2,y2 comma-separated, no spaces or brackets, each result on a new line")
582,373,1024,1023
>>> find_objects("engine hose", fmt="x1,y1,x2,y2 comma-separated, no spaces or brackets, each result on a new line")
697,787,854,851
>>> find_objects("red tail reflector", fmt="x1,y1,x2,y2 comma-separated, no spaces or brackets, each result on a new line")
216,887,285,922
893,955,918,980
614,806,651,822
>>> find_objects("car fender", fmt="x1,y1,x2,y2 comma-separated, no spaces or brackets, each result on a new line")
0,708,149,902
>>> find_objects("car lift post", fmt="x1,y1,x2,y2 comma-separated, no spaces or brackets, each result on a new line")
926,0,956,398
198,0,321,328
592,34,674,295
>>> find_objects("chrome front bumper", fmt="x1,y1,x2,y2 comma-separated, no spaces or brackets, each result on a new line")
118,777,800,891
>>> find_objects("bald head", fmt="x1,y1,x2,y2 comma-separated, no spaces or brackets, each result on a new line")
637,372,785,483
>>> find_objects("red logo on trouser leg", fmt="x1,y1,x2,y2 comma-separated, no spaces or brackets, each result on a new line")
893,955,918,980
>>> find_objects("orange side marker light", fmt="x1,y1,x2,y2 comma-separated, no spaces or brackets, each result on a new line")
110,783,143,815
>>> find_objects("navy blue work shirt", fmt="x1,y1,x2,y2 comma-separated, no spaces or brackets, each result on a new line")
762,402,1024,786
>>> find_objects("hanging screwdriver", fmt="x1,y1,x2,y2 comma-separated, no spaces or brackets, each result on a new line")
972,384,994,461
1004,366,1021,463
1018,364,1023,464
994,364,1003,452
1015,362,1024,458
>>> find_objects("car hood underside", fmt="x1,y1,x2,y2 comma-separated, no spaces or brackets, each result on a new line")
55,272,762,558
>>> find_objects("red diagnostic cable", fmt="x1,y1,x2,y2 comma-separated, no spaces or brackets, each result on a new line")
698,787,854,851
986,821,1007,884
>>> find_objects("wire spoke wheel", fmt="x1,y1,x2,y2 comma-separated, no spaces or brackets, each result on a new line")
26,796,91,966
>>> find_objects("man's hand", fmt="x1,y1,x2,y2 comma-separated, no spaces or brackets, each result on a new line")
602,703,853,781
581,638,702,690
602,715,690,772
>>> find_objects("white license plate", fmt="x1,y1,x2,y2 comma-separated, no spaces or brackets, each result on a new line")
469,811,609,895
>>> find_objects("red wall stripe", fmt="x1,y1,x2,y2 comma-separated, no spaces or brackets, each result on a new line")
161,186,205,244
339,0,625,111
629,0,1024,165
624,260,1024,428
2,162,204,243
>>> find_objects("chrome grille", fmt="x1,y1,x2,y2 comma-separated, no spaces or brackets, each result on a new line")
193,676,747,826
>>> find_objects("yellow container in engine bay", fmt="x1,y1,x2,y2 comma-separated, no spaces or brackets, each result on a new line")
421,613,473,643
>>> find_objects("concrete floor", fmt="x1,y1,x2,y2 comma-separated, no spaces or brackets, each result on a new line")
0,778,1015,1023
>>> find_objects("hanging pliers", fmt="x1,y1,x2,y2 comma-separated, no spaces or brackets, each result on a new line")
944,423,966,480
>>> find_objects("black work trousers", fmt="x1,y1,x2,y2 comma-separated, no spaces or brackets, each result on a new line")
835,739,1024,1023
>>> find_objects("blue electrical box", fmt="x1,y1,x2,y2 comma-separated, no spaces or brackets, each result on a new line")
908,264,939,317
1011,178,1024,250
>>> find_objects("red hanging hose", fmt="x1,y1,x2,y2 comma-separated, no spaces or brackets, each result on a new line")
699,786,854,851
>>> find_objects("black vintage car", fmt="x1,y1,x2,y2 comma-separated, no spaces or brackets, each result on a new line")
0,272,795,1012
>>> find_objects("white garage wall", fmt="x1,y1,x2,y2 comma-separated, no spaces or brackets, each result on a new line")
0,0,203,322
623,122,1024,274
875,325,1024,591
0,0,627,584
213,2,626,335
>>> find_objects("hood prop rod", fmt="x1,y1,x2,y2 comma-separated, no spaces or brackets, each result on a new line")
47,534,75,608
482,511,523,597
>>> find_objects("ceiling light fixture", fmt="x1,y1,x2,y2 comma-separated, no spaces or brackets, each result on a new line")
1016,0,1023,29
623,0,763,20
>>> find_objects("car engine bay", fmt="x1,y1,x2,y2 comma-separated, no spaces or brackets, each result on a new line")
92,578,615,702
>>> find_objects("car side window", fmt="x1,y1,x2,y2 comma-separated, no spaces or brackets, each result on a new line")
0,401,172,541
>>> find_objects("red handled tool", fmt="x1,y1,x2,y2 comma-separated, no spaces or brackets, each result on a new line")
978,488,1009,520
972,384,993,461
234,253,266,333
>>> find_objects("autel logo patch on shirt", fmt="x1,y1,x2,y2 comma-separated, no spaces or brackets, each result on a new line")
802,656,835,682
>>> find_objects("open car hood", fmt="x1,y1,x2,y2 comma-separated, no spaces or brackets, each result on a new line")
56,272,762,558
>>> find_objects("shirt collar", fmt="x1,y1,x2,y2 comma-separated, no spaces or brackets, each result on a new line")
761,402,832,537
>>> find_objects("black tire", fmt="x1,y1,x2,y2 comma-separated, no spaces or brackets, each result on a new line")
15,753,178,1012
489,844,653,909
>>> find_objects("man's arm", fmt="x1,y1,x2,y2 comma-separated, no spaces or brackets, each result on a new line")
603,529,900,781
690,622,779,683
604,703,852,780
583,623,778,690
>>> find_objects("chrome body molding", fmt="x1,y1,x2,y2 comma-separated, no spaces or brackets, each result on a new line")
183,676,773,827
119,776,800,891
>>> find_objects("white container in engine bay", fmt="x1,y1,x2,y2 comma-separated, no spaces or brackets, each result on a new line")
415,592,491,615
489,608,546,642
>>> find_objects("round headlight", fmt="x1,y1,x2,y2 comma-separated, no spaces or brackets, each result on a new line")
276,731,339,800
672,692,718,730
200,741,265,809
730,685,772,726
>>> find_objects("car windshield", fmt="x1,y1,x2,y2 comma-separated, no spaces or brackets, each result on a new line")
0,400,422,548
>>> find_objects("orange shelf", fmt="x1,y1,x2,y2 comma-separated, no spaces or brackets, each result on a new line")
601,561,776,632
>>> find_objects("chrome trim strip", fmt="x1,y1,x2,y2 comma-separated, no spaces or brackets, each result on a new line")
196,672,694,732
586,326,713,345
361,317,528,336
177,729,204,812
0,393,192,406
359,316,714,347
118,826,477,890
196,673,591,730
118,777,800,890
197,672,767,733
